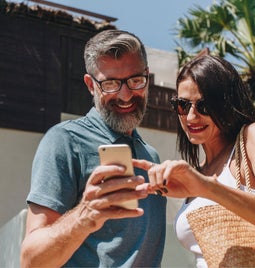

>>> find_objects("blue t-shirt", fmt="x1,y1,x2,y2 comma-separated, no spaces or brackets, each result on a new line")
27,107,166,267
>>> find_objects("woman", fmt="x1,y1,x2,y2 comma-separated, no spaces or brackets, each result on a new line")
134,55,255,267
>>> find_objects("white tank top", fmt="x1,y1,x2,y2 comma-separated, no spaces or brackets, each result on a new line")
174,147,254,268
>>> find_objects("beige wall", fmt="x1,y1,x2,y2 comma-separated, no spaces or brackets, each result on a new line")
0,128,43,226
146,47,178,89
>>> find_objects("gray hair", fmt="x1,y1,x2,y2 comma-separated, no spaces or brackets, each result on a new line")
84,30,148,75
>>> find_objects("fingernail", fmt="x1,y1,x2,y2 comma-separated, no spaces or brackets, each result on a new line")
155,190,163,196
163,179,167,186
161,187,168,194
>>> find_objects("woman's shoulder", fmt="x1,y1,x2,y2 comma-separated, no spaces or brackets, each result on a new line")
244,123,255,144
246,123,255,133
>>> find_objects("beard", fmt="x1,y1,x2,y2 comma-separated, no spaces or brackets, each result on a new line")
94,91,148,134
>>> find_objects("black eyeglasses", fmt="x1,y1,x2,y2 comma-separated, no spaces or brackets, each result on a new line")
170,97,209,116
91,73,149,93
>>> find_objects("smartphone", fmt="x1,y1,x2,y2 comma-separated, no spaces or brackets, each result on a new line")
98,144,138,209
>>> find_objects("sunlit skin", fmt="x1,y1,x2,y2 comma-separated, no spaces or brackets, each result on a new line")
84,53,149,135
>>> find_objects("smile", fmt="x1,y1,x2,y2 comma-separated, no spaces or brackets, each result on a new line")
188,125,208,132
117,103,133,109
114,102,136,113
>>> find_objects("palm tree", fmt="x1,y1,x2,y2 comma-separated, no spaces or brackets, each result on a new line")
175,0,255,98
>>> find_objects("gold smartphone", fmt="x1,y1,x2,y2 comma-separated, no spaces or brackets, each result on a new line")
98,144,138,209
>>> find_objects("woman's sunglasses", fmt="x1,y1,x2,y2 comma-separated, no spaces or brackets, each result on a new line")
170,98,209,116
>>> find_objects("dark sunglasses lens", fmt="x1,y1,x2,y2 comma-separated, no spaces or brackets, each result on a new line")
196,100,208,115
177,99,191,115
170,98,209,116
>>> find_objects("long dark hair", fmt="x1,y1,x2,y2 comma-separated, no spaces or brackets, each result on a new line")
176,55,255,169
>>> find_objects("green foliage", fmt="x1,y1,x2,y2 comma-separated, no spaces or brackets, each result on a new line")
175,0,255,96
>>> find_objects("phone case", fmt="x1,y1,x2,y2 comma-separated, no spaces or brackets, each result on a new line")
98,144,138,209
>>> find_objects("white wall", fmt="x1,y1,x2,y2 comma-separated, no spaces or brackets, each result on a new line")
146,47,178,88
0,129,43,226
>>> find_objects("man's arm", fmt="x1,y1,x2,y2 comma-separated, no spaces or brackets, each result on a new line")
20,202,102,268
21,164,148,268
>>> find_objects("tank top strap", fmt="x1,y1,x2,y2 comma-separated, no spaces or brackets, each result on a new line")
226,146,235,167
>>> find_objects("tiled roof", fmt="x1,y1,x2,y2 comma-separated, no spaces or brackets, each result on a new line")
1,0,117,31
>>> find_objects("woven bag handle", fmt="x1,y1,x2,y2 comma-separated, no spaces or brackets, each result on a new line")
235,125,251,192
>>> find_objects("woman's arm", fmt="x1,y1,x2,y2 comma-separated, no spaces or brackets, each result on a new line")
134,159,255,225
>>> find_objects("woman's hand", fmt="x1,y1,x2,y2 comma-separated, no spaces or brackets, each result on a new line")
133,159,215,198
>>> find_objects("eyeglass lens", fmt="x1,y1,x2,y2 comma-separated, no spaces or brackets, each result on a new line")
100,75,147,93
171,98,209,115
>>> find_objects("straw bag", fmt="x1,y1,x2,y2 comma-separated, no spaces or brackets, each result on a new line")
187,125,255,268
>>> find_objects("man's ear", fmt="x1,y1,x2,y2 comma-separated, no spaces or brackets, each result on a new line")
84,74,95,96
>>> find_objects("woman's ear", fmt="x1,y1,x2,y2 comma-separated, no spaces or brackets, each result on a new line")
84,74,95,96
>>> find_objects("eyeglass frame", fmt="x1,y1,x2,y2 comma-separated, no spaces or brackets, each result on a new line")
90,69,149,93
170,97,209,116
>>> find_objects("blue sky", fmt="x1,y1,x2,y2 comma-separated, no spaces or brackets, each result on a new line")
13,0,214,52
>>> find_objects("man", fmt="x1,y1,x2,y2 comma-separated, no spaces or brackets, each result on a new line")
21,30,166,267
